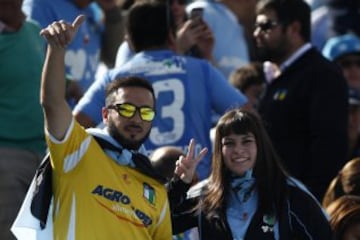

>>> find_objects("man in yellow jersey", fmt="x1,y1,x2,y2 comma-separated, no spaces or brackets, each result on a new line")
35,15,172,239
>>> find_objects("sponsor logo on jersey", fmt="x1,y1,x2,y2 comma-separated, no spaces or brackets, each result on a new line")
92,185,131,204
92,184,153,227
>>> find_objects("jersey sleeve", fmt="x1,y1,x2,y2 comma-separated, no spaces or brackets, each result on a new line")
45,119,93,174
115,41,135,68
206,62,248,114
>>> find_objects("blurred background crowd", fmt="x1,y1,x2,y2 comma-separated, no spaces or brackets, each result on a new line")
1,0,360,239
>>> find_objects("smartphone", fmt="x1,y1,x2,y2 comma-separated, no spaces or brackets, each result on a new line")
189,7,203,20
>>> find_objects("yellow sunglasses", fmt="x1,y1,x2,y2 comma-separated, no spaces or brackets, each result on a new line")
107,103,155,122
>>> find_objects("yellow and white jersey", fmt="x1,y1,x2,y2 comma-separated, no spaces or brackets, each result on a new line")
45,119,172,240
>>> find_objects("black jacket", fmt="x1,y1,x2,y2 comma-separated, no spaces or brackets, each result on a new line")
258,47,348,200
168,179,334,240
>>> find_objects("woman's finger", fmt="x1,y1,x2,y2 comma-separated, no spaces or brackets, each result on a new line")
194,147,208,166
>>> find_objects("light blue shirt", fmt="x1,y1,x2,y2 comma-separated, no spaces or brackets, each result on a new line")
311,5,340,51
186,0,250,78
227,170,257,240
23,0,103,95
227,170,280,240
115,41,134,68
75,49,247,180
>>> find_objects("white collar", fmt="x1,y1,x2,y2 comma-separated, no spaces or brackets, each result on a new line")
280,43,312,71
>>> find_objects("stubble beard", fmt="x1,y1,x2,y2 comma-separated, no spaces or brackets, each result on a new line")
108,122,151,151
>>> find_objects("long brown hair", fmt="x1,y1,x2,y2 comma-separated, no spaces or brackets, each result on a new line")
200,109,288,218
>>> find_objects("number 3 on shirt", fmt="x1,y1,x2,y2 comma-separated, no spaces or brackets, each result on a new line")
150,79,185,145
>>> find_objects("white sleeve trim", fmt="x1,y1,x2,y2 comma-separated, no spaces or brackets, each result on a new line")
45,117,75,144
156,199,168,228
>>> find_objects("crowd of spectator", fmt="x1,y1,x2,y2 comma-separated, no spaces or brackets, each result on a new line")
2,0,360,239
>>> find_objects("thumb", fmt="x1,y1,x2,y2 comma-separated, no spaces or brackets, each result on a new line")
72,15,86,30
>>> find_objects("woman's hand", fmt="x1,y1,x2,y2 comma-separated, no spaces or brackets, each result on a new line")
175,138,208,184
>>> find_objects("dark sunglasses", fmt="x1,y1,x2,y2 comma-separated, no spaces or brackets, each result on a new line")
169,0,187,5
254,20,279,32
107,103,155,122
338,59,360,68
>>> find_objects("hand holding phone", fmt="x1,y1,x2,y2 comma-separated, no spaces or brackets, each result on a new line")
189,7,203,24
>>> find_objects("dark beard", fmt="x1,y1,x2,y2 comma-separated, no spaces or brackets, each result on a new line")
257,46,288,64
108,123,151,151
256,37,290,64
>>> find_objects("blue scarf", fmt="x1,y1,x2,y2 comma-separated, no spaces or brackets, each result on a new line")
230,169,256,202
86,127,147,167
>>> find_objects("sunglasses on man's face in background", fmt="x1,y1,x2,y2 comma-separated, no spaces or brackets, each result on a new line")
338,58,360,69
254,20,279,33
107,103,155,122
169,0,187,5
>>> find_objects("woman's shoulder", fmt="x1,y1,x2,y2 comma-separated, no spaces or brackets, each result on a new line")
282,178,333,239
285,177,329,221
286,177,320,203
186,179,209,199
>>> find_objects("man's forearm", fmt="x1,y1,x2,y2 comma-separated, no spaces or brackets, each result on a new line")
40,16,85,139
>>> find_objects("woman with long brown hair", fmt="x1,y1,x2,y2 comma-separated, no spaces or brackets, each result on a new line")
169,108,333,239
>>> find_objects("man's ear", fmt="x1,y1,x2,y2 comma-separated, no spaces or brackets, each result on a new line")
286,21,301,37
102,107,109,124
285,21,305,48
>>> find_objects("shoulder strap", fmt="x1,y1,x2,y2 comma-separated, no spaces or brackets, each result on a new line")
131,152,166,183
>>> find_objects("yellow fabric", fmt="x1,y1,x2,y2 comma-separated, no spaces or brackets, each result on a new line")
46,120,172,240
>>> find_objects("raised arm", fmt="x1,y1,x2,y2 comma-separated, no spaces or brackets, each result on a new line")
40,15,85,139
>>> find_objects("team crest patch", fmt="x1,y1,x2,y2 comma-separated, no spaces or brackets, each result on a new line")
143,183,155,205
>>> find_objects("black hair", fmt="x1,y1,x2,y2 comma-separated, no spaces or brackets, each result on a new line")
105,76,155,106
256,0,311,42
126,0,176,52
